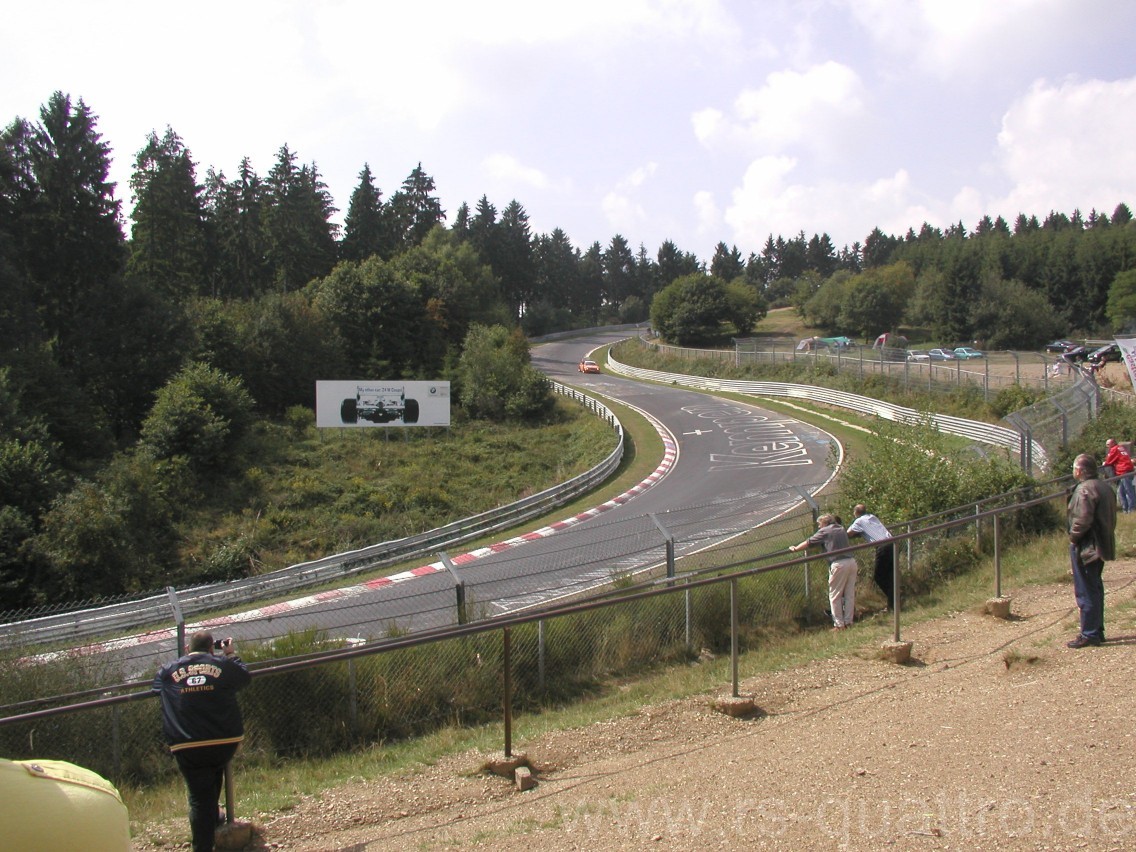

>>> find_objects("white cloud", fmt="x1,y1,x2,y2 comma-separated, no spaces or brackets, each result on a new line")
994,76,1136,219
694,61,865,152
482,154,555,191
601,162,661,233
693,190,721,238
724,156,937,247
845,0,1077,79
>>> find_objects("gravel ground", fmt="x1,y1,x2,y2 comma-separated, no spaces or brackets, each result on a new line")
134,558,1136,852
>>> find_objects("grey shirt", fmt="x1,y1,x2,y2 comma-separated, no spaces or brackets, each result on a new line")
806,523,853,563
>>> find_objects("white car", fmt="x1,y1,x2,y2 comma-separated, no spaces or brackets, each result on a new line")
906,349,929,362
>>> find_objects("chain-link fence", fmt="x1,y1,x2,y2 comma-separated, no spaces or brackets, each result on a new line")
652,338,1082,400
0,478,1066,796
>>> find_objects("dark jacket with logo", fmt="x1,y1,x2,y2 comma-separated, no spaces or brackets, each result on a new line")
1068,476,1117,565
152,651,251,752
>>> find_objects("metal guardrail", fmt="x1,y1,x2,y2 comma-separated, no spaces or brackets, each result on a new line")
0,382,625,650
605,350,1048,468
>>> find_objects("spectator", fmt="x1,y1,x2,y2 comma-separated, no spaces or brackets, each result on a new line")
1066,454,1116,648
789,514,858,630
846,504,896,610
153,631,251,852
1103,438,1135,513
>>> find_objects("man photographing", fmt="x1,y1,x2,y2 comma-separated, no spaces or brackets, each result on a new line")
153,631,250,852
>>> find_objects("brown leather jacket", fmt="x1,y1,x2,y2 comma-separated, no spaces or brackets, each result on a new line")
1068,476,1117,564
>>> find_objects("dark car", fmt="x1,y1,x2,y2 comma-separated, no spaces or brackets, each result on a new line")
1088,343,1121,365
1061,346,1090,363
1045,339,1079,353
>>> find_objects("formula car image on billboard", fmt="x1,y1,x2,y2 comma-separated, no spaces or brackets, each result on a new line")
315,381,451,428
340,386,419,424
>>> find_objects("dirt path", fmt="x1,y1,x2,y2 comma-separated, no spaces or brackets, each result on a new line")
135,560,1136,852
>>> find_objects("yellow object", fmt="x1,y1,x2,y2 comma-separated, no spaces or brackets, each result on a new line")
0,758,130,851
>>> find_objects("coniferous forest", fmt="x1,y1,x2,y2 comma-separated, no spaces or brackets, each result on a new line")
3,90,1135,610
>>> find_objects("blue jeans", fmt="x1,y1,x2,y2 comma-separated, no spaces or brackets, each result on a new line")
1070,544,1105,641
1118,474,1135,512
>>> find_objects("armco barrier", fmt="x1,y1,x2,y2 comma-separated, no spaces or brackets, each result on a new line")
0,381,624,650
605,350,1049,468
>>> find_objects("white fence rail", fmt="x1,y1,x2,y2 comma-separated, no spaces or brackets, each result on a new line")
605,350,1047,468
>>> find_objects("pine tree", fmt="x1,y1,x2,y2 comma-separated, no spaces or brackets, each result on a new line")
340,163,388,262
127,126,206,299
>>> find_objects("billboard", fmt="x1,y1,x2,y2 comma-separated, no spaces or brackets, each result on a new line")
316,381,451,428
1116,337,1136,392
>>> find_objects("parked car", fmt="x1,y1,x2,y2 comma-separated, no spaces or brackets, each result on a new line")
1088,343,1121,365
578,359,601,374
1061,346,1090,363
928,348,956,360
1045,339,1079,353
953,346,985,359
906,349,929,362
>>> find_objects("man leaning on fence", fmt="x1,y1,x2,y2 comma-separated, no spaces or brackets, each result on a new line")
789,514,858,630
1103,438,1134,513
153,631,251,852
1066,454,1117,649
846,504,895,611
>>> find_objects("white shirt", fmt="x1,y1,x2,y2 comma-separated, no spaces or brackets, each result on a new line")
846,513,891,543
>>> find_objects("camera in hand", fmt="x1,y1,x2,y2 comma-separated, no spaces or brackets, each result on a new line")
213,637,233,650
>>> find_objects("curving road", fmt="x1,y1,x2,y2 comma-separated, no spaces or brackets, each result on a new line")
86,332,837,677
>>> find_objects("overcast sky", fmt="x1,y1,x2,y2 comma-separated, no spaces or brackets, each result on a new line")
5,0,1136,262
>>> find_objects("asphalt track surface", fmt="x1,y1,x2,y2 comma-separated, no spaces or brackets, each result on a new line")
92,332,836,678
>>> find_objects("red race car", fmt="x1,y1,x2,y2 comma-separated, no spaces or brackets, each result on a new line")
578,359,601,374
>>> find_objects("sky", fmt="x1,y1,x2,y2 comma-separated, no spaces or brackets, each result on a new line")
5,0,1136,262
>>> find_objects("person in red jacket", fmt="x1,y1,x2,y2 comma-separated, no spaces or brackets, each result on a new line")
1103,438,1134,513
153,631,250,852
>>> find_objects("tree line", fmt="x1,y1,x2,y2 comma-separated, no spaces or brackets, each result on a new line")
2,90,1133,608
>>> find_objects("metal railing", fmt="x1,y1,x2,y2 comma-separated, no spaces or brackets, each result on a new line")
0,479,1066,798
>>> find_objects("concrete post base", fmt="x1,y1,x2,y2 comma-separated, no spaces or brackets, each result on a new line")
215,820,254,850
880,640,913,664
714,695,758,717
986,596,1012,619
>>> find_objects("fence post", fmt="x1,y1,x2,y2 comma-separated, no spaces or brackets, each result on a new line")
892,540,901,644
649,513,675,582
684,582,693,651
166,586,185,655
994,513,1003,599
792,487,820,604
729,578,740,698
537,619,546,690
347,659,358,734
502,627,513,758
439,552,466,624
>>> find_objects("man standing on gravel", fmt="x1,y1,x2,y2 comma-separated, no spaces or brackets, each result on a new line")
154,631,251,851
1067,453,1116,648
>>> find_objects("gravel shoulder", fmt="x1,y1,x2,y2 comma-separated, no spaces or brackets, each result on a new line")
135,558,1136,852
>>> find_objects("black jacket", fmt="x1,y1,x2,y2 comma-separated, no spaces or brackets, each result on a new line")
152,651,251,752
